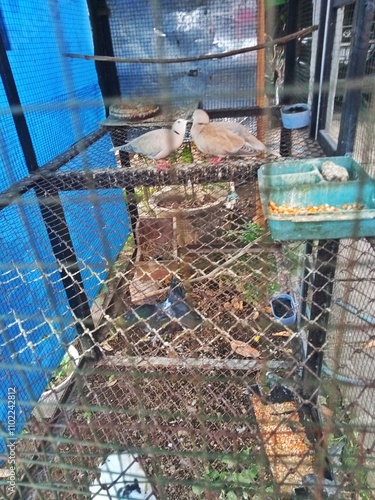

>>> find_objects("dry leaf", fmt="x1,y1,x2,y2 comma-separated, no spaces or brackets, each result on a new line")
230,340,261,359
364,339,375,349
232,298,243,310
273,330,290,338
107,378,118,387
223,301,232,310
320,405,334,420
264,306,273,315
101,341,114,352
249,310,259,321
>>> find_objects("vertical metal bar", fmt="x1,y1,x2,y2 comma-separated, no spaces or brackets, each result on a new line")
302,239,340,403
36,185,101,359
310,1,337,138
0,31,99,360
283,0,299,93
110,128,140,245
256,0,266,144
0,35,38,173
86,0,121,113
279,0,299,157
337,0,375,154
279,128,293,157
86,0,139,241
300,241,313,318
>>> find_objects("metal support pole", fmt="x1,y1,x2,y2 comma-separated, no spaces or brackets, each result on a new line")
300,241,314,319
0,31,99,361
109,128,140,246
337,0,375,154
86,0,121,112
36,184,101,359
302,239,340,403
86,0,139,243
279,0,299,157
310,2,337,139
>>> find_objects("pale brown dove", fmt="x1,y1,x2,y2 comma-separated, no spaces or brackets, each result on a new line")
191,109,267,162
110,118,188,170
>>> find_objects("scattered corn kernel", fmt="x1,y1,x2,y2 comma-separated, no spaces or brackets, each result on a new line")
268,201,364,215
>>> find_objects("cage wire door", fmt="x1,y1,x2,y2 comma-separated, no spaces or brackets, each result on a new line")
0,0,374,499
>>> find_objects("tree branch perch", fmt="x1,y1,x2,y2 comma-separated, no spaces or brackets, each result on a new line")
65,26,318,65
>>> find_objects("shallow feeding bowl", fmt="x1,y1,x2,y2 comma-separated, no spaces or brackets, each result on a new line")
281,103,311,129
270,293,297,326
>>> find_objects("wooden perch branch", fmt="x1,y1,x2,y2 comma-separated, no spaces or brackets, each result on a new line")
65,25,317,65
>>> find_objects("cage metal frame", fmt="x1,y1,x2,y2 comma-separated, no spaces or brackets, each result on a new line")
0,0,374,497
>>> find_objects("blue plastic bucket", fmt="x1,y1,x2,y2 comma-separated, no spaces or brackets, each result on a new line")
281,103,311,129
270,293,297,326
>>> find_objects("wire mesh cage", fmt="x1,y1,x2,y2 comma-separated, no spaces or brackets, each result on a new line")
0,0,375,499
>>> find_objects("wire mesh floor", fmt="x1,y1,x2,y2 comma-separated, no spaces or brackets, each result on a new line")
6,127,375,499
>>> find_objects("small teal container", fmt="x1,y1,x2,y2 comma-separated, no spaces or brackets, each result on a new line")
270,293,297,326
258,157,375,241
281,103,311,129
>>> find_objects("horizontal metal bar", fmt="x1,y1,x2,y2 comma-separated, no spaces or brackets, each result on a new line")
334,298,375,326
332,0,355,8
0,127,107,210
98,356,294,372
207,106,280,119
333,278,375,282
3,158,263,199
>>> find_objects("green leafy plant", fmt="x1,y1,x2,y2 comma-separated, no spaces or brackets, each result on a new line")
282,242,305,276
179,144,194,163
83,410,93,423
201,182,231,192
49,353,74,387
342,433,372,499
268,281,280,295
244,283,262,306
240,222,265,243
192,450,270,499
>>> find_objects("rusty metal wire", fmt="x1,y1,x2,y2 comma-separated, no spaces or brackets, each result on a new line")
1,1,375,499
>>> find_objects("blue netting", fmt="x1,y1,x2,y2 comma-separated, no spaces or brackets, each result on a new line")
4,0,104,166
60,133,130,304
0,80,29,188
0,193,77,447
0,1,130,460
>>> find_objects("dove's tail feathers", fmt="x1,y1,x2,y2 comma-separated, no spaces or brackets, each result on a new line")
110,143,134,154
246,137,268,152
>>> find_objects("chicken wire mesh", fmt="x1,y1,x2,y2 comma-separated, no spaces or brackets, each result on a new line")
0,0,375,499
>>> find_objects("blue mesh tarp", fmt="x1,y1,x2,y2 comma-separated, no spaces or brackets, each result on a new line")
0,1,130,460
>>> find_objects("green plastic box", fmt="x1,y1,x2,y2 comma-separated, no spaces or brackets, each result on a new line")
258,157,375,241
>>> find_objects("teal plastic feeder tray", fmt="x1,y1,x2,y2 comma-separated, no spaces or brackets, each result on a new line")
258,157,375,241
270,293,296,326
281,103,311,129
